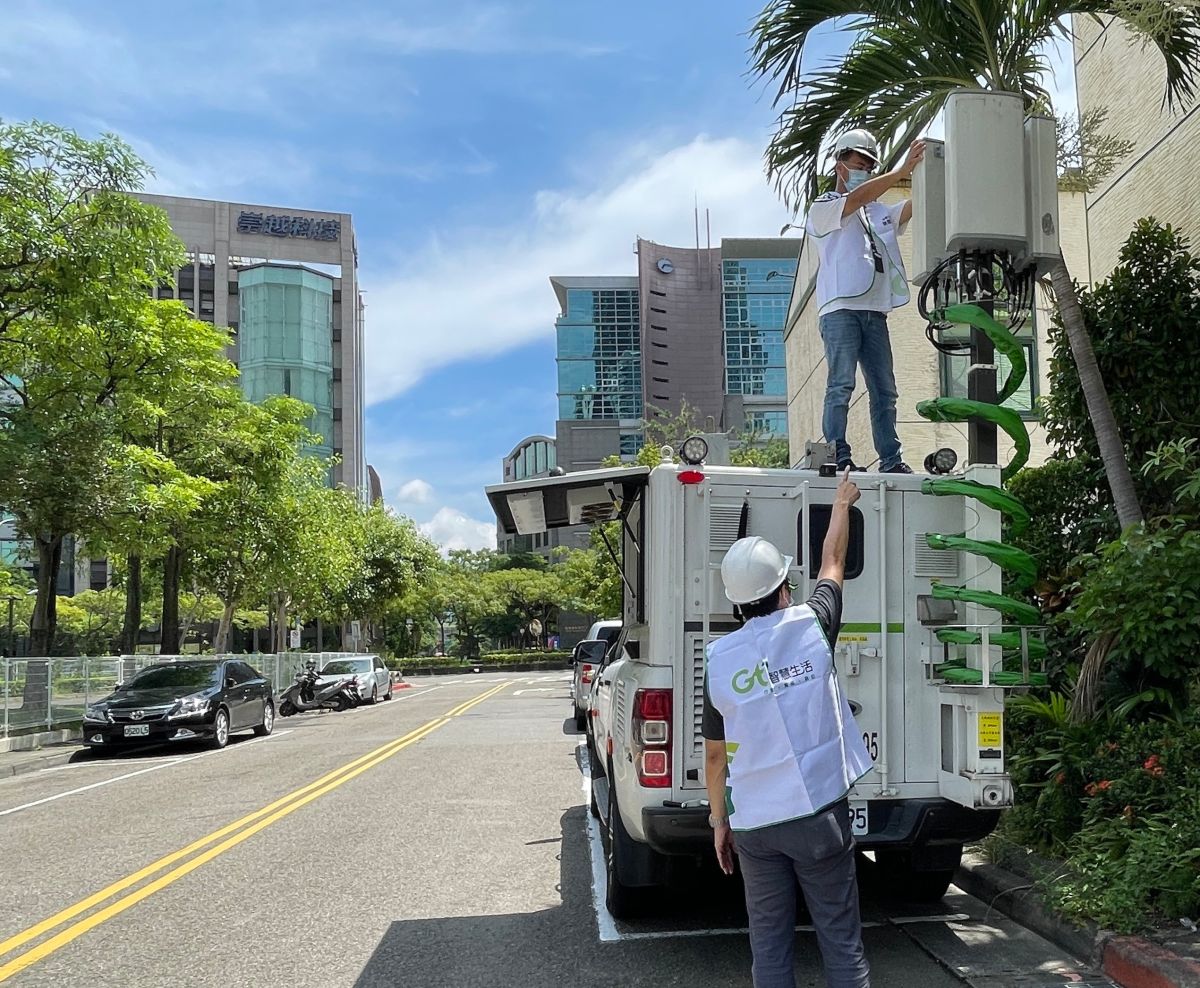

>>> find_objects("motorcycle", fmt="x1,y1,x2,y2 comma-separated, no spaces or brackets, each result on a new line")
277,666,361,716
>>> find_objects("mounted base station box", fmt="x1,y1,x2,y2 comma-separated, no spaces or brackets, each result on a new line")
911,90,1061,282
910,138,947,283
946,89,1028,254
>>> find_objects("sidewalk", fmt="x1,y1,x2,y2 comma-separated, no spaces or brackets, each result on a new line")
958,851,1200,988
0,739,86,778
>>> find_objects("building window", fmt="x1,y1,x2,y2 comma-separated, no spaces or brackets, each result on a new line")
619,432,643,457
89,558,108,591
745,411,788,437
557,288,643,421
332,326,342,342
722,257,793,399
333,407,342,421
332,368,342,382
939,312,1038,417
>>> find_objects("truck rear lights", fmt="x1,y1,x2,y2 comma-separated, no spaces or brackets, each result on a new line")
581,663,595,685
633,688,672,788
640,750,669,778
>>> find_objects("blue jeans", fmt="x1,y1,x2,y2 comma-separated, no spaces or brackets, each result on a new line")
819,310,902,470
735,800,871,988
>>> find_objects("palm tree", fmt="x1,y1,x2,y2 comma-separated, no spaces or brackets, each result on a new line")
750,0,1200,527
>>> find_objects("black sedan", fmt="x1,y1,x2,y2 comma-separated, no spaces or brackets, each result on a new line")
82,659,274,750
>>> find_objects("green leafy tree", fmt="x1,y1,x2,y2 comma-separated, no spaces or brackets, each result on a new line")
556,521,623,620
335,505,438,638
729,430,791,468
0,120,228,659
1042,220,1200,521
491,568,564,649
184,396,318,653
56,589,124,655
748,1,1200,527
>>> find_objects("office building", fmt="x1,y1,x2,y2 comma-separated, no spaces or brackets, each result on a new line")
551,238,799,472
134,194,366,492
1073,15,1200,278
497,436,583,556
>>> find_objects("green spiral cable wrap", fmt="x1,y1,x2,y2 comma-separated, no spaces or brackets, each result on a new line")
916,303,1046,687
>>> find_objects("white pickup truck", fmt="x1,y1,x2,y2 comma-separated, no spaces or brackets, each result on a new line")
488,453,1032,918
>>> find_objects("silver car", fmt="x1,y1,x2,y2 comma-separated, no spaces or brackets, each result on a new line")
319,656,392,705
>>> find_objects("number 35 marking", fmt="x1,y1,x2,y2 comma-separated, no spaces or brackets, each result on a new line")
862,732,879,760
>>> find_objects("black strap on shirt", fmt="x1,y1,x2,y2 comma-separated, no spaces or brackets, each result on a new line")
857,209,886,274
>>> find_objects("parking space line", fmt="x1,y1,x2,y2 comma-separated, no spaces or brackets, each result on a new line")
0,731,294,818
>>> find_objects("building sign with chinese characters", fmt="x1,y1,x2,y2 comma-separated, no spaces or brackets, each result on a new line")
236,211,340,241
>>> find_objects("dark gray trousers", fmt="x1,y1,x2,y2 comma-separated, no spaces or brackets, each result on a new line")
734,799,870,988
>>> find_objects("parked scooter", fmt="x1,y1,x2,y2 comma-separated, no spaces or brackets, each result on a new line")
278,664,360,716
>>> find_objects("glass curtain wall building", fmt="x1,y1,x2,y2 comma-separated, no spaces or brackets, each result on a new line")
552,276,643,471
238,264,336,459
722,255,795,437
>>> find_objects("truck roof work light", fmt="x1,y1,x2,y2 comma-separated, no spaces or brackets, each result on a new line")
679,435,708,466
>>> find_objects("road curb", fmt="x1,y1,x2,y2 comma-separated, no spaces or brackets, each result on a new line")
0,747,81,778
957,853,1200,988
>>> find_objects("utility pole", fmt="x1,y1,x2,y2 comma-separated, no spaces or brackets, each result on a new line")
967,251,999,465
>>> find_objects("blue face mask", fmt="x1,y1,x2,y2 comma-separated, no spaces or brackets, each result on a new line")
844,168,870,192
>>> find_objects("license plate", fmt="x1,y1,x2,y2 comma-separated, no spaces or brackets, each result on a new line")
849,800,869,836
123,724,149,737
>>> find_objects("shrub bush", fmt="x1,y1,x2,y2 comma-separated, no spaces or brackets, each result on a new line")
1069,519,1200,710
1005,702,1200,929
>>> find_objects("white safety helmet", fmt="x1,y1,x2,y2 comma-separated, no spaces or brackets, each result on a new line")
832,128,881,167
721,536,794,606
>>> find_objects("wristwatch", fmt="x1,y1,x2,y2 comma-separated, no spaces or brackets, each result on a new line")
708,813,729,829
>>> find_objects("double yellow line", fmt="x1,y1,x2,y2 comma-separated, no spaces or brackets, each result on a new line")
0,681,509,982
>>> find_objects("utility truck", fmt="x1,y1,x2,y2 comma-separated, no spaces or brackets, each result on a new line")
488,448,1040,917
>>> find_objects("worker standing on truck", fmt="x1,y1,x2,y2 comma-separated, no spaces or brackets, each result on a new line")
702,468,872,988
805,129,925,475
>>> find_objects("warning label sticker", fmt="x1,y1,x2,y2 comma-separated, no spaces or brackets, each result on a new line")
978,712,1003,747
838,634,868,643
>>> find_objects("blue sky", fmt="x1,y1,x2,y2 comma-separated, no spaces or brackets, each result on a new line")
0,2,1075,551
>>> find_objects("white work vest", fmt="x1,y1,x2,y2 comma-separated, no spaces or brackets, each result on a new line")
706,605,873,831
806,193,910,317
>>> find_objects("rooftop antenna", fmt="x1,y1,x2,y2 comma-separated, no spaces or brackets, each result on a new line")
706,207,713,289
694,194,700,253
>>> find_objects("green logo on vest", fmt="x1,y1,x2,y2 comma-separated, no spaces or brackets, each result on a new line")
732,665,769,694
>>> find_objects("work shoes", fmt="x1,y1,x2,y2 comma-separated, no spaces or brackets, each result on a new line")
837,460,866,472
884,463,914,474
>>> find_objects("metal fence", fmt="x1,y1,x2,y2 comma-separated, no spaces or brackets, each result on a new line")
1,652,376,739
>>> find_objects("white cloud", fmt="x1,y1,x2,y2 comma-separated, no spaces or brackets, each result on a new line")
419,507,497,554
395,478,435,504
363,134,791,404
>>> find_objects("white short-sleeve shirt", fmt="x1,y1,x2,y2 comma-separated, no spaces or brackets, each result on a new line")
805,192,911,318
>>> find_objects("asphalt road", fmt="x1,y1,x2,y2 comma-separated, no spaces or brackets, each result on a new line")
0,672,1112,987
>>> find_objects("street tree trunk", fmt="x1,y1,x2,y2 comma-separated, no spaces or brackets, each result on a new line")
24,534,63,713
161,543,182,654
121,554,142,656
214,600,235,653
274,595,289,653
1049,256,1144,528
29,535,62,658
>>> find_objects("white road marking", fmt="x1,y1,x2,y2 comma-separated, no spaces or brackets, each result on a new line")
581,743,623,943
577,741,975,943
513,688,556,696
0,729,293,818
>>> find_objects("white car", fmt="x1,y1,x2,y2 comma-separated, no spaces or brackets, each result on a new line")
319,656,391,705
570,639,608,730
